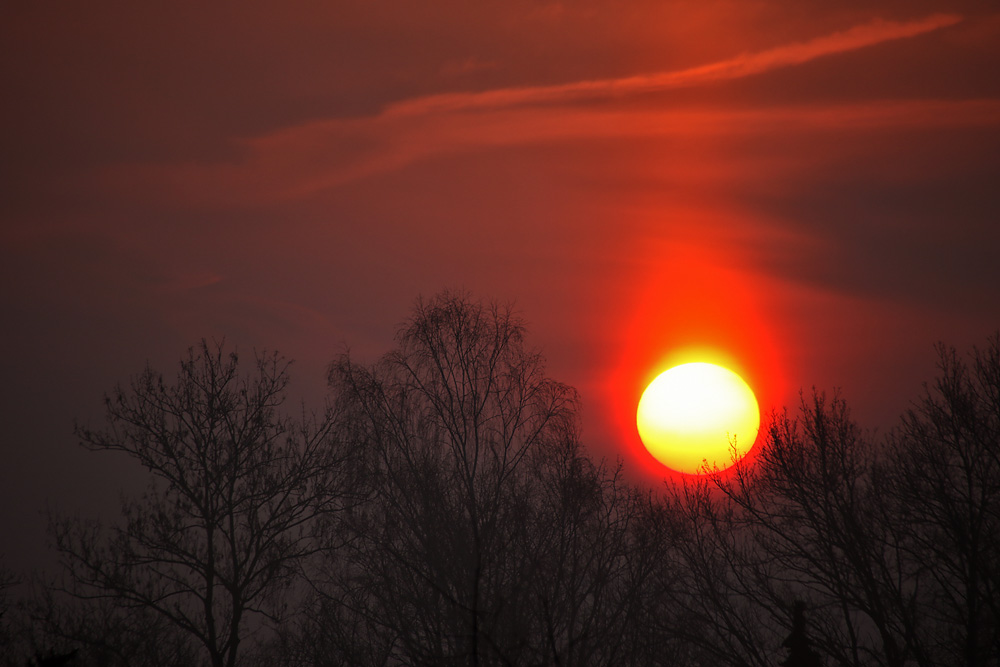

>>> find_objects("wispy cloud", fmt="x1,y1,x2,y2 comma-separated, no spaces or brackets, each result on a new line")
104,13,968,204
382,13,962,117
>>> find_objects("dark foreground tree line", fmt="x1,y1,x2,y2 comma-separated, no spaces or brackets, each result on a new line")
1,293,997,667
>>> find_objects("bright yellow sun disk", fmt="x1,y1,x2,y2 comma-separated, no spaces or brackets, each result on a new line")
636,362,760,474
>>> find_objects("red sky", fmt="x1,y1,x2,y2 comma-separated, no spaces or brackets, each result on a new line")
2,1,999,572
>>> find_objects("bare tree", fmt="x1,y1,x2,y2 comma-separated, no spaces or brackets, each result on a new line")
0,562,20,665
884,336,1000,666
323,293,574,665
303,293,693,667
523,440,692,667
671,394,927,667
19,578,199,667
317,293,584,666
669,333,1000,667
49,341,353,667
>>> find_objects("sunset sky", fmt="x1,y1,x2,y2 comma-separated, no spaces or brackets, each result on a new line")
2,1,999,573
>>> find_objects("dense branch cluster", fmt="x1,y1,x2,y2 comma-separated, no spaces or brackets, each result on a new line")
3,294,998,667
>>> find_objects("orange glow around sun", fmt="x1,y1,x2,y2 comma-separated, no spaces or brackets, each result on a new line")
604,223,787,480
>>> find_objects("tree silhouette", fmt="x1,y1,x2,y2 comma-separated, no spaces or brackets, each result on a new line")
20,296,999,667
20,578,202,667
0,562,17,662
669,336,1000,667
301,293,679,667
48,340,355,667
884,336,1000,666
319,293,580,666
28,649,78,667
668,394,909,667
781,601,822,667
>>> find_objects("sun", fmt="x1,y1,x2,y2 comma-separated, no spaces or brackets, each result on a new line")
636,362,760,474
